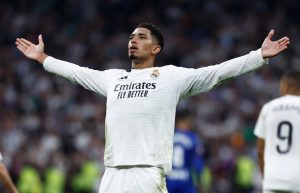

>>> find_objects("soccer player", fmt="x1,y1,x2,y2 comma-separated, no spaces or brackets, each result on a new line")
15,23,289,193
0,153,19,193
254,71,300,193
166,110,204,193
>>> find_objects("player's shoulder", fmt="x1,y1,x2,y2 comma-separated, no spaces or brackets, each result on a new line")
261,97,282,111
160,64,176,68
103,68,127,76
160,64,195,70
175,130,199,144
105,68,126,73
156,65,178,71
158,65,195,76
148,65,181,77
267,95,300,106
262,95,300,112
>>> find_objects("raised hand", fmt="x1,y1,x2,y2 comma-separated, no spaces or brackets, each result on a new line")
261,29,290,59
15,35,48,63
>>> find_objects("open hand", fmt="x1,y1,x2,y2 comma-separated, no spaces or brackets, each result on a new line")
15,35,47,63
261,29,290,59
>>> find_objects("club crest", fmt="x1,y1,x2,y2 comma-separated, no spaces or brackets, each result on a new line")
150,69,160,78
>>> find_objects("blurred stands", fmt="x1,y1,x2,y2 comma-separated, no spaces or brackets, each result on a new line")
0,0,299,192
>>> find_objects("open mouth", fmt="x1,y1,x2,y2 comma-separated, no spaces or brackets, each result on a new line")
129,46,138,51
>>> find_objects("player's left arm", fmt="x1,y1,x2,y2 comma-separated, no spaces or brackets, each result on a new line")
254,105,268,177
178,30,290,98
261,29,290,59
256,137,265,177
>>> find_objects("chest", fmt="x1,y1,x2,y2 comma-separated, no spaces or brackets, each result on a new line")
106,69,179,111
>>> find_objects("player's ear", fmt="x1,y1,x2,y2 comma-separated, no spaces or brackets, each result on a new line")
152,45,161,55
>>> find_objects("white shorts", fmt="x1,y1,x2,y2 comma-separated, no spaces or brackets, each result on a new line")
99,166,168,193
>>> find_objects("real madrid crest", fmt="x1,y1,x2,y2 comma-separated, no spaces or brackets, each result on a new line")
150,69,160,78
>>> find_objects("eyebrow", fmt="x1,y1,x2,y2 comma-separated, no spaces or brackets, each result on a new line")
130,33,148,38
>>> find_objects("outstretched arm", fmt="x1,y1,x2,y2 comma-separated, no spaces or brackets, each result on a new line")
261,29,290,59
15,35,48,64
178,30,290,98
0,163,19,193
15,35,112,96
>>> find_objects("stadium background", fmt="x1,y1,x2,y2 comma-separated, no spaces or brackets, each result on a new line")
0,0,299,192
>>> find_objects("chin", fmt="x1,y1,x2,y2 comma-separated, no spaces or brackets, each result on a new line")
129,54,138,60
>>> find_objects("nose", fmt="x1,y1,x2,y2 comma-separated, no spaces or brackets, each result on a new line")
130,41,137,46
130,36,138,45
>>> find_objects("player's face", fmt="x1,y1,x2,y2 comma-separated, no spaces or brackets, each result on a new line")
128,28,159,60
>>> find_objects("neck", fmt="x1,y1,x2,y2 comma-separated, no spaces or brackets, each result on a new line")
284,91,300,96
131,57,155,69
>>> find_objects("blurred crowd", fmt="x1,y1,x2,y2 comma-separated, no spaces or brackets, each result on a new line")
0,0,299,192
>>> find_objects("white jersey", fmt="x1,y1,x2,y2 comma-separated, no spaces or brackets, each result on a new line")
44,49,266,174
0,152,2,162
254,95,300,191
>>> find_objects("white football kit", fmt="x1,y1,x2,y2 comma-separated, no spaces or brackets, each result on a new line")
43,49,266,193
254,95,300,192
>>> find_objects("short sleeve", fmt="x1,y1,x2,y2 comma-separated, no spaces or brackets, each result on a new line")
254,105,268,139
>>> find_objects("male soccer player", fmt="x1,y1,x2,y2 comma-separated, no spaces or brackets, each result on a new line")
0,153,19,193
166,110,204,193
15,23,289,193
254,71,300,193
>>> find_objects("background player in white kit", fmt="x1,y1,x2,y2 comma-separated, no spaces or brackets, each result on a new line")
0,153,19,193
15,23,289,193
254,71,300,193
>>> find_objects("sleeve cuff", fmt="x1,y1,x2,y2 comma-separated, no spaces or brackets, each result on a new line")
257,48,269,65
43,56,52,66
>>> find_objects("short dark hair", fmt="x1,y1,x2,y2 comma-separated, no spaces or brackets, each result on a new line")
176,109,193,120
137,22,164,51
281,71,300,90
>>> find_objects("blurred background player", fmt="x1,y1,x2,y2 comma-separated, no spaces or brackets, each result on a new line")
167,109,205,193
0,153,19,193
254,71,300,193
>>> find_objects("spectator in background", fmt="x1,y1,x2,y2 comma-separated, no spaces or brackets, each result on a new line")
0,153,19,193
167,109,205,193
233,153,256,193
17,165,42,193
254,71,300,193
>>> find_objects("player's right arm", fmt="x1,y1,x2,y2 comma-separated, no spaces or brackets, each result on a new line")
15,35,47,64
0,163,19,193
15,35,110,96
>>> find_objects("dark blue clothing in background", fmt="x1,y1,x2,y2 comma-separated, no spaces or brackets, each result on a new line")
167,129,205,193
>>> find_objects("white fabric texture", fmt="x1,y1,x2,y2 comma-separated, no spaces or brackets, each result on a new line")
44,49,266,174
99,166,167,193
